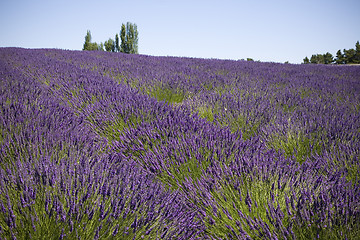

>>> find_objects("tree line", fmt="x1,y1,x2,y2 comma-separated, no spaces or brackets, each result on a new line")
83,22,138,54
303,41,360,64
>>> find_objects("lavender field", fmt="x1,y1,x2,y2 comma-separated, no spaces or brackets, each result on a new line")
0,48,360,239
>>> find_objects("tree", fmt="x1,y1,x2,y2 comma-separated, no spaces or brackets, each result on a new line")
89,42,99,51
310,54,325,64
323,52,333,64
310,55,316,64
304,41,360,64
335,50,345,64
126,22,133,53
133,24,139,54
120,22,139,54
115,34,120,52
105,38,115,52
120,24,127,53
83,30,92,50
344,48,356,64
303,56,310,64
82,23,139,54
355,41,360,64
98,42,104,51
83,30,101,51
127,22,138,54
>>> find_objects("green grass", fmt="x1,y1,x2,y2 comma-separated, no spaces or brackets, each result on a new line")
197,105,216,122
148,86,187,104
0,124,37,168
94,114,143,143
156,147,214,190
199,173,296,239
291,221,360,240
267,131,323,164
227,114,261,140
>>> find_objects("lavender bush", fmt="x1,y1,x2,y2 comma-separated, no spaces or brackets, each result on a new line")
1,48,359,239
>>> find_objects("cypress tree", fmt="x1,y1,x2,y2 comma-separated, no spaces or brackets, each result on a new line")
120,22,139,54
105,38,115,52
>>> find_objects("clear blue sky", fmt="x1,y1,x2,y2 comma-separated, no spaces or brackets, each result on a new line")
1,0,359,63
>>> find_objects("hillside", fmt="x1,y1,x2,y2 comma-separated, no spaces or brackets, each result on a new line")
1,48,360,239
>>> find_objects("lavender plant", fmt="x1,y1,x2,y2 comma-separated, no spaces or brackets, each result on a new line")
1,47,359,239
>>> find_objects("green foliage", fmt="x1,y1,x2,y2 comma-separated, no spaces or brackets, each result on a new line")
355,41,360,64
104,38,115,52
149,86,186,104
98,115,143,143
267,131,323,164
115,33,120,52
82,30,103,51
120,22,139,54
120,24,126,53
335,50,345,64
291,218,360,240
227,115,260,140
323,52,334,64
202,173,295,239
197,105,215,122
332,149,360,185
343,48,356,64
98,42,104,51
308,53,333,64
157,148,213,190
310,54,325,64
306,41,360,64
202,170,360,239
82,30,92,51
83,24,138,54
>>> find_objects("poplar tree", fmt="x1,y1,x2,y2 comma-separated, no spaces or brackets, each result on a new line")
104,38,115,52
120,22,138,54
120,24,127,53
83,30,101,51
83,23,139,54
98,42,104,51
115,34,120,52
83,30,92,50
129,23,138,54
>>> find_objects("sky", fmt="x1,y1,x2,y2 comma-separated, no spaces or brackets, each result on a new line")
1,0,359,63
